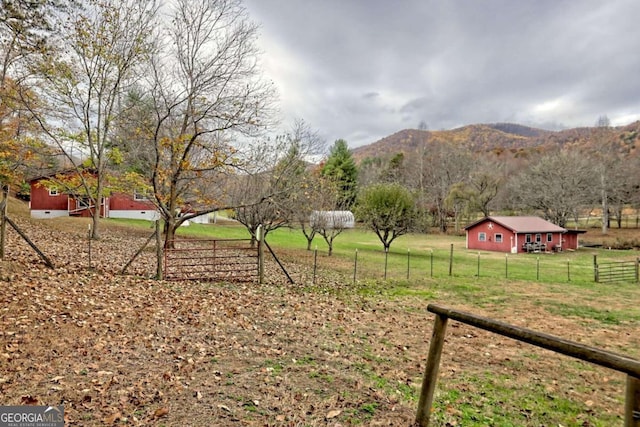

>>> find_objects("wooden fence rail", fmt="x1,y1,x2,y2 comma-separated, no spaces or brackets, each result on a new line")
416,304,640,427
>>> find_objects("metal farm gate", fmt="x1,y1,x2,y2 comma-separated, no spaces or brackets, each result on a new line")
594,257,639,283
164,238,258,282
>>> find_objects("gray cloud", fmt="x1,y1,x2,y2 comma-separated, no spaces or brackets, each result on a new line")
244,0,640,148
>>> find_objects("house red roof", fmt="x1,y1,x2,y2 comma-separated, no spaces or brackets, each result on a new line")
465,216,567,233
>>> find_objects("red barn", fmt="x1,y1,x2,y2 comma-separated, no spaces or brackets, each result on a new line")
29,175,159,221
465,216,585,253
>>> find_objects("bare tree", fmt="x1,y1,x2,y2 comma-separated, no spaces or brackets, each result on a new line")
231,120,324,246
310,210,350,256
410,141,473,232
308,179,346,256
594,115,613,234
443,154,504,229
607,148,640,228
139,0,276,247
467,156,503,217
231,172,286,247
507,150,596,227
276,119,327,249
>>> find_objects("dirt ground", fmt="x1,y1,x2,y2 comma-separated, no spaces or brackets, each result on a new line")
1,203,638,426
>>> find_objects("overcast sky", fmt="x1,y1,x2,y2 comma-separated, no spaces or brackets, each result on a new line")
242,0,640,149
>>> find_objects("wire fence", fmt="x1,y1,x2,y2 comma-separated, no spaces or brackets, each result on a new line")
303,244,640,285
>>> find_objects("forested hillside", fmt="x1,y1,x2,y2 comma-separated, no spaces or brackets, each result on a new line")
352,121,640,162
353,120,640,234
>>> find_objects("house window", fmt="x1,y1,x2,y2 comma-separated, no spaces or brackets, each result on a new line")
49,189,59,196
535,233,542,243
525,234,532,243
78,197,90,208
547,233,553,242
134,191,148,201
495,233,503,243
478,232,486,242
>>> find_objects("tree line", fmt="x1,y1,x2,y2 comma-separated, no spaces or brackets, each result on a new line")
355,115,640,244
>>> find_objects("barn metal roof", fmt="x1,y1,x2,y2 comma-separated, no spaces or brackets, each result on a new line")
465,216,567,233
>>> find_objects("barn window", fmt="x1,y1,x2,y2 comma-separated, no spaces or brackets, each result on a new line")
49,189,59,196
525,234,532,243
535,233,542,243
478,232,486,242
495,233,503,243
546,233,553,242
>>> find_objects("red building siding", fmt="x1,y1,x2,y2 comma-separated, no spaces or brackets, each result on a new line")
563,231,584,250
109,193,155,211
466,221,514,252
30,174,157,220
29,181,68,210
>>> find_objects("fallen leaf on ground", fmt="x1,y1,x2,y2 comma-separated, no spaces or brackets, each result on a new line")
153,407,169,418
326,409,341,419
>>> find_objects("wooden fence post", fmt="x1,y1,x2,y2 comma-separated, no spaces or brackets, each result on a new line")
415,313,449,427
429,249,433,278
448,244,453,276
156,220,163,280
87,223,92,269
421,304,640,426
257,225,264,284
0,184,8,259
313,246,318,284
505,253,508,278
625,375,640,427
353,248,357,284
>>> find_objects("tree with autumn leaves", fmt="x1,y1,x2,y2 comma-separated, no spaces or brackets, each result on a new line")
7,0,275,247
0,0,65,187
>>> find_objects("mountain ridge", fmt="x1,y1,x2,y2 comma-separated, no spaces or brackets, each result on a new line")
351,120,640,161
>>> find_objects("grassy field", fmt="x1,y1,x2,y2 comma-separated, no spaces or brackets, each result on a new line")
33,215,634,425
111,217,640,286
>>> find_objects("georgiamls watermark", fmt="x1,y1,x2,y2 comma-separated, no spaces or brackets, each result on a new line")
0,406,64,427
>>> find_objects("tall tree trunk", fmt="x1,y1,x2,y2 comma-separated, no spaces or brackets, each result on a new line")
0,185,8,259
91,179,103,239
601,171,608,234
164,216,177,249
